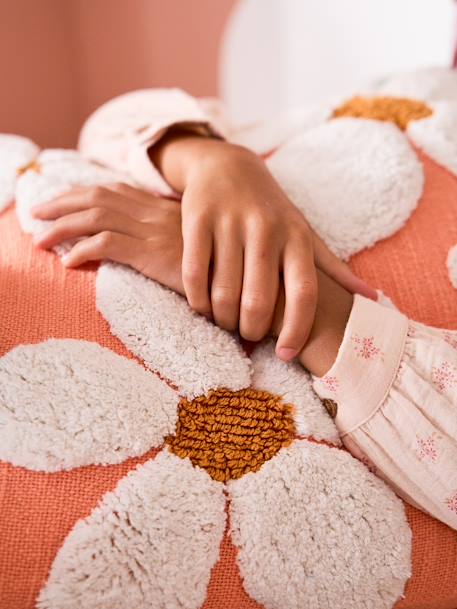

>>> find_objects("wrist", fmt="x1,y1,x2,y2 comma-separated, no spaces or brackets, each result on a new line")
148,128,207,193
299,275,353,376
297,313,349,377
150,131,259,193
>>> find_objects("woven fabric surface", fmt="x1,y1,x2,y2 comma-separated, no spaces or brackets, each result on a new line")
351,151,457,609
0,148,456,608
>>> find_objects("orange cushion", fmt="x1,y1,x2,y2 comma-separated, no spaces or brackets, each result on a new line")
0,149,457,609
351,150,457,609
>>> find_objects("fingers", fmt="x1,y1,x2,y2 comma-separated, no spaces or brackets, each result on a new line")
103,182,163,207
181,219,213,317
33,207,149,250
313,232,377,300
211,226,243,331
276,235,317,361
60,231,144,269
31,185,148,222
239,239,279,342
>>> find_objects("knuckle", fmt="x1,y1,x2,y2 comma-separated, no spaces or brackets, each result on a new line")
182,263,203,284
242,294,270,319
292,281,317,305
88,206,108,223
52,216,67,232
96,230,115,250
187,213,209,233
290,223,312,244
212,286,238,310
250,214,275,237
49,216,70,238
88,185,106,203
219,215,237,234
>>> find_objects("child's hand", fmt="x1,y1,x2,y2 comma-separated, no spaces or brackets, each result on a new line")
151,133,375,361
31,184,185,296
32,181,356,376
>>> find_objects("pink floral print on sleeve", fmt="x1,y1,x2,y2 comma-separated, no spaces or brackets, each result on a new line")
432,362,457,393
415,433,441,463
350,335,385,361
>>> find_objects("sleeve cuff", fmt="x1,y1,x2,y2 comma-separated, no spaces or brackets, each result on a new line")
139,120,222,197
78,88,224,196
312,294,409,435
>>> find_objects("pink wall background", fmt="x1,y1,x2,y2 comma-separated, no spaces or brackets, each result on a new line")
0,0,235,148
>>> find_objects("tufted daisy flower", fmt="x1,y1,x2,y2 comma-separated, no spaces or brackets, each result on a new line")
0,145,414,609
253,68,457,288
2,69,457,608
0,261,412,609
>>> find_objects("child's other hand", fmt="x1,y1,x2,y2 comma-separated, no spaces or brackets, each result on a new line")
152,134,375,362
271,270,354,378
31,184,185,296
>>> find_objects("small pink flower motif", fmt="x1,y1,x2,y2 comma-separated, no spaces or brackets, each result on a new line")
350,334,384,361
432,361,457,393
416,433,440,462
443,331,457,350
321,375,339,394
445,490,457,515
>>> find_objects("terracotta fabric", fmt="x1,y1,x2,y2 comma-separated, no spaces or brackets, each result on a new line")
350,148,457,329
0,148,457,608
350,150,457,609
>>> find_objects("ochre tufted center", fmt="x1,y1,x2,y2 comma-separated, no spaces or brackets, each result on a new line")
166,387,296,482
332,96,433,131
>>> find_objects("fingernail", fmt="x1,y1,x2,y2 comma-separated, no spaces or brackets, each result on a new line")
277,347,298,362
61,254,70,266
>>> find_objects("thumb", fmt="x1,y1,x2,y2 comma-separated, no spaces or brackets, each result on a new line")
313,233,378,300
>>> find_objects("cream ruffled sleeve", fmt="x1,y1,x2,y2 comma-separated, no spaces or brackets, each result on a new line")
78,89,226,196
312,294,457,531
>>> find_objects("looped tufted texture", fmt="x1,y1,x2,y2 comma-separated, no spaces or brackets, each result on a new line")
166,388,296,482
332,96,433,131
2,67,457,609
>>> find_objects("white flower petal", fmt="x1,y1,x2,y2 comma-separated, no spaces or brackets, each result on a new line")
38,450,226,609
15,149,135,253
0,339,178,471
231,104,331,155
376,67,457,103
407,101,457,177
447,245,457,288
0,134,40,212
229,440,411,609
268,118,423,259
250,340,339,444
96,262,252,399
